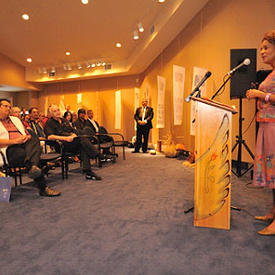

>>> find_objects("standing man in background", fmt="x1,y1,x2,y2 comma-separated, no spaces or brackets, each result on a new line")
133,99,154,153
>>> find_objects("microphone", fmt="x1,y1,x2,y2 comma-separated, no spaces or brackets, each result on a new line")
185,71,212,103
227,58,251,75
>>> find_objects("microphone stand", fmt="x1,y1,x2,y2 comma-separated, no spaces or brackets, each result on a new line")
211,74,232,100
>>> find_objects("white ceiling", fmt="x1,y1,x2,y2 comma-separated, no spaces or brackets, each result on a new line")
0,0,209,83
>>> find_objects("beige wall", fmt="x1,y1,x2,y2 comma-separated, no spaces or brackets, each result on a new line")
139,0,275,161
41,75,140,139
0,52,39,91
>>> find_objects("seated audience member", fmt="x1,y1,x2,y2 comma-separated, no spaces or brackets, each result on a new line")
72,112,78,124
41,105,52,128
85,109,99,133
11,106,32,130
44,105,101,180
85,109,114,155
0,99,60,197
11,106,22,119
28,107,46,139
63,111,74,129
73,109,87,134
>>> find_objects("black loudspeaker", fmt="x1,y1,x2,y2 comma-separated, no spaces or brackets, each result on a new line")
256,69,272,87
230,49,257,99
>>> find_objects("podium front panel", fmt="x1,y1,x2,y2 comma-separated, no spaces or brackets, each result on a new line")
194,101,232,230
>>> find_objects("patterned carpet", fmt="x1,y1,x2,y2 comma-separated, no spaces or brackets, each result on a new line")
0,148,275,274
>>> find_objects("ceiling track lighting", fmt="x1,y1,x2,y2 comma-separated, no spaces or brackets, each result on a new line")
133,30,139,40
37,59,108,76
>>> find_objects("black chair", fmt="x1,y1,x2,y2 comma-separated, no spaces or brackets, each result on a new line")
108,132,128,160
0,149,62,187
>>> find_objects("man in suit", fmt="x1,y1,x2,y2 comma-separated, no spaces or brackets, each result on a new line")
85,109,100,134
85,109,113,156
133,99,154,153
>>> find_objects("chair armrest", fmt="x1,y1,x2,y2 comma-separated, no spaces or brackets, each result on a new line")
0,151,8,166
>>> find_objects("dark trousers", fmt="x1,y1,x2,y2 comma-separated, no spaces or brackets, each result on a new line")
63,127,98,172
135,126,150,152
6,136,46,191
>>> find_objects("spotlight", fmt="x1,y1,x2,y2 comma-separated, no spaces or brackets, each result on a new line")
157,0,166,3
133,30,139,40
66,51,71,56
86,61,91,68
77,62,82,69
22,14,30,20
26,58,32,63
137,22,144,32
116,42,122,48
81,0,89,4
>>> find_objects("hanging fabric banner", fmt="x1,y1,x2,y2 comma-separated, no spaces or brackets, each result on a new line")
157,75,166,128
44,96,48,116
59,95,65,114
173,65,185,125
190,67,208,135
115,90,121,129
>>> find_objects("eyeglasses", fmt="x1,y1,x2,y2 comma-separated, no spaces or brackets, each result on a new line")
0,104,11,109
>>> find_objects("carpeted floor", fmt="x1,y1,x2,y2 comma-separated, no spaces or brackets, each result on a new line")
0,148,275,275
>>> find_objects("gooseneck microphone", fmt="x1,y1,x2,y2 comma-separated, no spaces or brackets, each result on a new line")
227,58,251,75
185,71,212,103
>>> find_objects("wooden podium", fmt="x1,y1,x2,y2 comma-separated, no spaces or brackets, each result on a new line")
191,97,237,230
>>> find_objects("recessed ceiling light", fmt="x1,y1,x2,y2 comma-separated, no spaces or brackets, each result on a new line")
26,58,32,63
137,22,144,33
116,42,122,48
22,14,30,21
66,51,71,56
133,30,139,40
157,0,166,3
81,0,89,4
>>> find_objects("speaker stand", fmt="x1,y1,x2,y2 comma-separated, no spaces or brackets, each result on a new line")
231,97,254,177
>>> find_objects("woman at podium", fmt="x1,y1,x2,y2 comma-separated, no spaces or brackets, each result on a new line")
246,30,275,235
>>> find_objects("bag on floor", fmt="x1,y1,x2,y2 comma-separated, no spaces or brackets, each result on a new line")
0,176,12,203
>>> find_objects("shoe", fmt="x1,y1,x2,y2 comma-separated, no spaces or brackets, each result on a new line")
132,151,139,153
258,227,275,235
39,187,61,197
28,165,42,179
254,215,274,222
86,172,102,181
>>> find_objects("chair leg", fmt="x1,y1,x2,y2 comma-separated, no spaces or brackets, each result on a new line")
14,170,18,187
123,145,125,160
61,158,65,179
65,157,69,179
19,168,23,185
